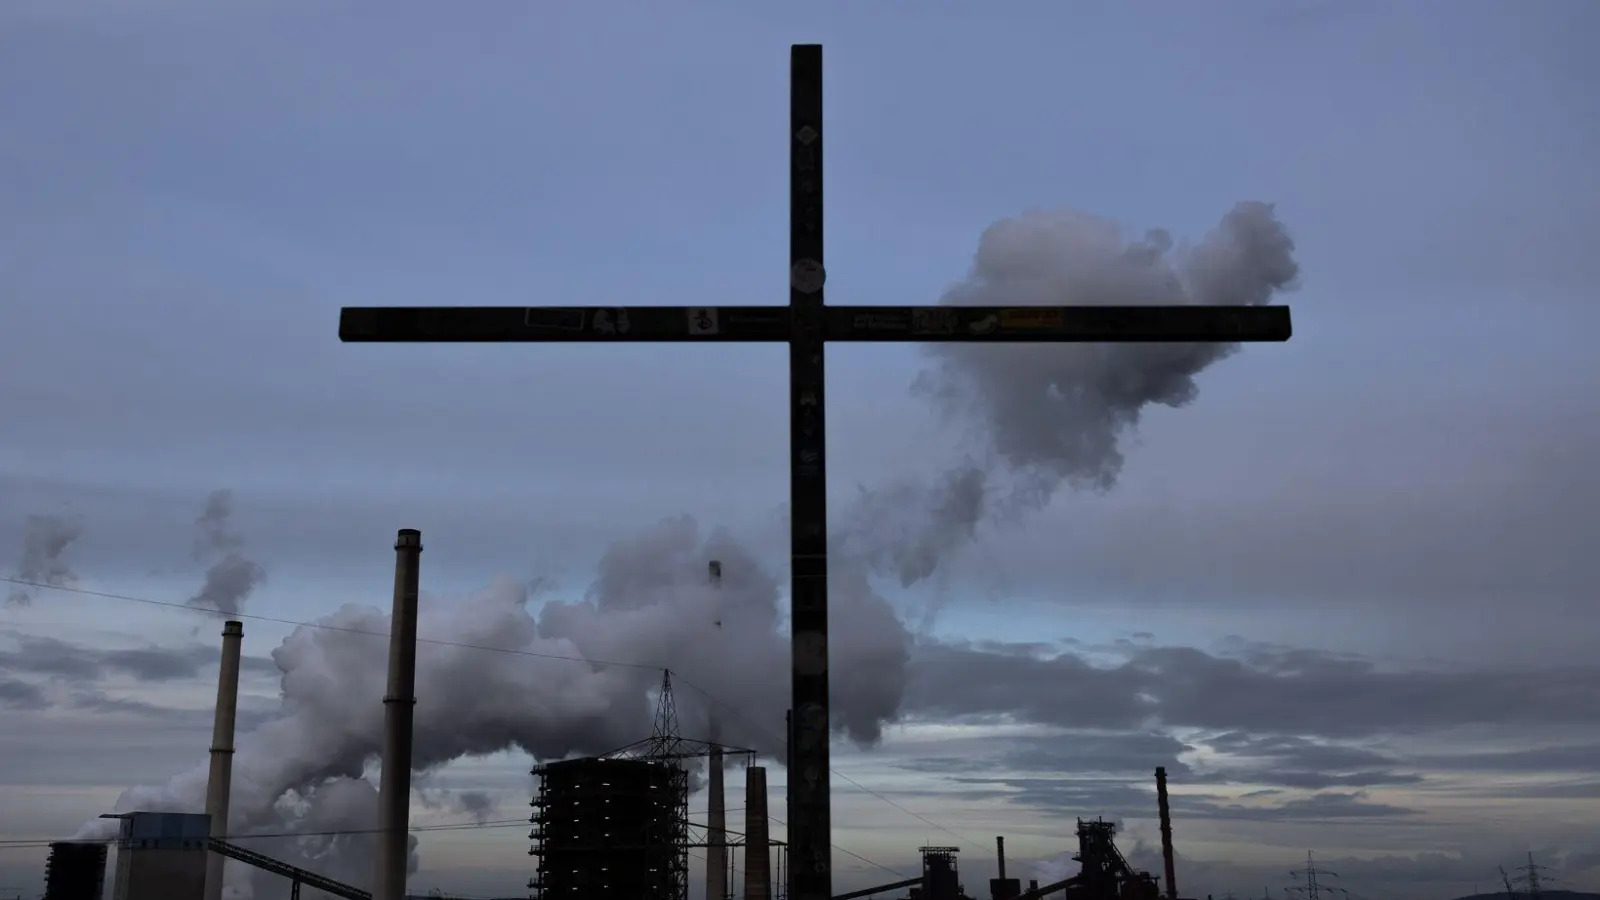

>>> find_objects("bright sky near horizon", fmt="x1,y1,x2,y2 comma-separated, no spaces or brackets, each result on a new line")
2,2,1597,899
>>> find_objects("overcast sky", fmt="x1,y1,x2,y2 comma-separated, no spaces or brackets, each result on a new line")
2,2,1597,899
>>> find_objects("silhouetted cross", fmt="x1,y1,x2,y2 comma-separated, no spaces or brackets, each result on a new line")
337,44,1293,900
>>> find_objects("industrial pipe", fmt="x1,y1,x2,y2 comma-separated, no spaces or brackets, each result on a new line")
373,529,422,900
997,835,1007,881
203,620,244,900
1156,767,1177,900
831,876,923,900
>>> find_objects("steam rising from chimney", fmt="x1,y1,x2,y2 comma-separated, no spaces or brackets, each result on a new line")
203,620,244,900
189,490,266,616
6,513,82,606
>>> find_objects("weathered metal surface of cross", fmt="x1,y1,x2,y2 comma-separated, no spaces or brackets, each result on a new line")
338,44,1292,900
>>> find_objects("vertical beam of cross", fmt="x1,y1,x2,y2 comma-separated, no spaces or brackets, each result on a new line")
786,43,832,900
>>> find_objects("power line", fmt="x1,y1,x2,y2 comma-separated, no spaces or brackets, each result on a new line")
0,576,662,672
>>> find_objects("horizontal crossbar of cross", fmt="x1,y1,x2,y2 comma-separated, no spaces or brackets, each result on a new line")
338,304,1291,344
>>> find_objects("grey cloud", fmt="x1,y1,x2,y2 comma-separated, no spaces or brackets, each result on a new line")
1188,789,1421,821
1195,732,1423,789
1201,731,1399,769
986,777,1420,824
975,401,1600,637
1235,768,1422,790
950,775,1159,821
0,676,48,710
67,690,193,719
63,690,276,733
0,696,277,787
0,630,276,683
907,640,1600,738
893,730,1192,780
1454,779,1600,800
1003,732,1191,777
454,790,496,823
1415,743,1600,775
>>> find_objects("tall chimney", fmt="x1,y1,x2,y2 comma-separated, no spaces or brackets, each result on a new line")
202,620,244,900
373,529,422,900
996,836,1007,882
707,736,727,900
706,559,727,900
784,708,792,822
1156,767,1177,900
745,766,772,900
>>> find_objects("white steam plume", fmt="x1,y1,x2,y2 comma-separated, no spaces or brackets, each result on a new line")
78,517,909,896
845,201,1299,586
189,489,267,615
6,512,83,606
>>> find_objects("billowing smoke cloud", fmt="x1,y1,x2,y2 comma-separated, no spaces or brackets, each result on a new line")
188,489,266,615
79,516,909,895
849,201,1299,586
6,513,83,606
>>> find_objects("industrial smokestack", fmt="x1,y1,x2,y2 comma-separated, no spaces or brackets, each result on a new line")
373,529,422,900
202,620,243,900
705,559,727,900
784,708,792,858
729,762,764,896
1156,767,1177,900
996,836,1006,881
745,765,771,900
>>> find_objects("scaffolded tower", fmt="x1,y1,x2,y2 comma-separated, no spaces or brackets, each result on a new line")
919,847,963,900
529,670,756,900
44,841,108,900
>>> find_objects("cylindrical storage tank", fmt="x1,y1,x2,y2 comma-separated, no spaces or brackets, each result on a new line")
531,757,687,900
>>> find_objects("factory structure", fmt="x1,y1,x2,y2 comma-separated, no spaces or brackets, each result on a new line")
42,841,107,900
34,537,1204,900
529,561,779,900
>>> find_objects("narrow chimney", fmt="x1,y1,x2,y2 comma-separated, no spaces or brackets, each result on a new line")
784,708,793,825
745,766,772,900
1156,767,1177,900
374,529,422,900
1029,879,1039,893
996,836,1007,881
707,742,726,900
706,560,727,900
202,620,244,900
